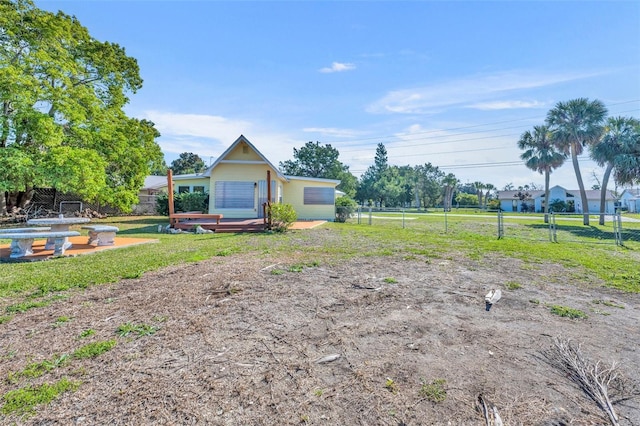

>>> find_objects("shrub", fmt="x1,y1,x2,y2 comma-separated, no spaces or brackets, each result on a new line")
155,191,210,215
155,192,173,216
269,203,297,232
548,199,567,213
486,199,500,210
180,191,209,212
335,196,357,223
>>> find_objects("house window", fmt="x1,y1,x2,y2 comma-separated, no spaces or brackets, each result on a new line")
193,186,205,193
178,186,190,193
215,181,254,209
304,187,334,205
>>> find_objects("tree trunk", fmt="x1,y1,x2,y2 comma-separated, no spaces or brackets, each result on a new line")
599,164,613,226
544,170,550,224
0,191,6,216
18,186,34,209
571,144,590,225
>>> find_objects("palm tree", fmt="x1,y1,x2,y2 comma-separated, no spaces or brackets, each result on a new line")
546,98,608,225
517,125,566,222
442,173,459,212
473,181,485,208
590,116,640,225
483,183,495,208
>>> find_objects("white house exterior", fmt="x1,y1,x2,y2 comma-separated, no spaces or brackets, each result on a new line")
497,185,617,213
620,188,640,213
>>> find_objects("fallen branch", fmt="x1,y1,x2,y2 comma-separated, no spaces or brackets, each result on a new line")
477,394,503,426
546,337,620,426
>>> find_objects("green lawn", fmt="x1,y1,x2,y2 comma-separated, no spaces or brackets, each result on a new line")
1,214,639,314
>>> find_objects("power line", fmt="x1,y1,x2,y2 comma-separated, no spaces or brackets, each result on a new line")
322,100,640,149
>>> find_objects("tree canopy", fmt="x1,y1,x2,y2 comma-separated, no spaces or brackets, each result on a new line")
170,152,206,175
279,141,357,197
0,0,164,214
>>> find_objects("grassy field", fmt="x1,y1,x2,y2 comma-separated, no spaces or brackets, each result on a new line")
2,215,640,422
1,214,639,310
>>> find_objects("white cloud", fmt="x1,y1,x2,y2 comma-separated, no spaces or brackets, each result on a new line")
302,127,365,138
319,62,356,73
467,100,548,110
141,110,300,166
366,70,603,114
143,111,252,141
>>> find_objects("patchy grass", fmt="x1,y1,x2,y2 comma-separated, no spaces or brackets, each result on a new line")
8,355,69,382
1,215,639,314
72,340,117,359
419,378,447,402
1,378,80,416
78,329,96,339
549,305,588,319
592,299,625,309
116,323,158,338
505,281,522,290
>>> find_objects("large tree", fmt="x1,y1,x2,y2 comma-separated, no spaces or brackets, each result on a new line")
414,163,445,208
517,125,566,222
0,0,163,214
279,141,357,197
171,152,206,175
546,98,608,225
356,143,389,205
590,116,640,224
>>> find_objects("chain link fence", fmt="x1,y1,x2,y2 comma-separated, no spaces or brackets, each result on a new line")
336,206,639,247
30,188,121,216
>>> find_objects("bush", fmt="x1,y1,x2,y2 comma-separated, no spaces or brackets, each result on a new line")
486,199,500,210
155,192,209,215
180,191,209,213
269,203,297,232
335,196,357,223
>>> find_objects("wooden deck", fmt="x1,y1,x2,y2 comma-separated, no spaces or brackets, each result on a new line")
172,218,267,233
171,218,327,233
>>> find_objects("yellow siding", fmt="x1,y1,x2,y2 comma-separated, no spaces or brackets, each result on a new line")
155,178,209,193
209,163,286,218
224,140,263,161
173,178,210,192
283,179,337,221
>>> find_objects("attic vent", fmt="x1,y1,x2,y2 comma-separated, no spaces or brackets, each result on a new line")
243,145,249,154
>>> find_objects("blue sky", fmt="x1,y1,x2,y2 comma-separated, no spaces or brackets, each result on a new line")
36,1,640,190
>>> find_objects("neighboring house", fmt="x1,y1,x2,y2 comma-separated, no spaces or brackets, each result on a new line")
144,135,340,221
620,188,640,213
497,185,617,213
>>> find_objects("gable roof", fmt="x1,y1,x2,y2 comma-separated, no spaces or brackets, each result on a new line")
202,135,287,180
621,188,640,198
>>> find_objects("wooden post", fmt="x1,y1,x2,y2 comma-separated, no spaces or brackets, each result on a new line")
266,170,272,230
167,169,175,226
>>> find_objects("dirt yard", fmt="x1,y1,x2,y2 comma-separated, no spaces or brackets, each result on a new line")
1,232,639,425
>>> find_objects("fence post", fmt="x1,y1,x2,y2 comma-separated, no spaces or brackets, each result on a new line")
550,212,557,243
497,210,503,239
402,208,405,229
368,206,372,225
444,208,448,233
357,206,361,224
614,212,623,246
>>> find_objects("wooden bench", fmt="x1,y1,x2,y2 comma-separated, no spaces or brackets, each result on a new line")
169,213,223,228
0,231,80,258
81,225,119,246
